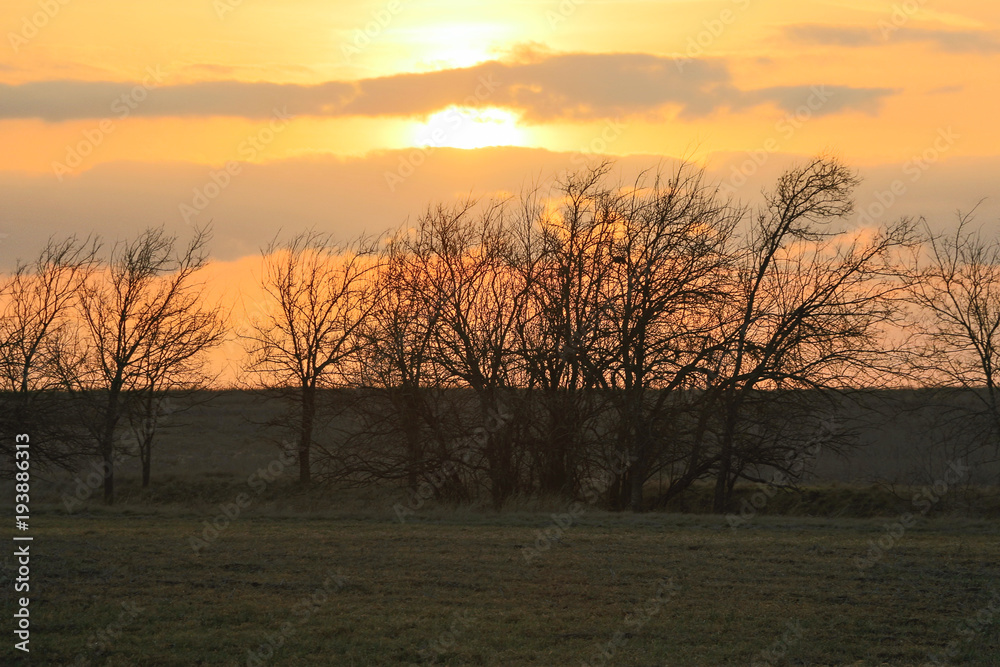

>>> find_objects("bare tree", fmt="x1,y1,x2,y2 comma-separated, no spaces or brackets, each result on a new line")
514,165,620,498
240,157,917,513
342,227,463,492
0,236,98,472
905,209,1000,466
242,231,379,485
72,226,225,504
706,157,915,512
600,164,741,511
398,200,531,508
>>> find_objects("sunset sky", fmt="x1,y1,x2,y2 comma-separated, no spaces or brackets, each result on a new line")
2,0,999,269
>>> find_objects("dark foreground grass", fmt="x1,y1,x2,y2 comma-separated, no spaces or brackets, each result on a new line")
3,510,999,666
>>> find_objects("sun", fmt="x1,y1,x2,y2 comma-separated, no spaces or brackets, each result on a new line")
413,106,526,150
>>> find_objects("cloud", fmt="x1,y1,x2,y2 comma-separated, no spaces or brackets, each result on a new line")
784,24,876,47
0,78,357,122
0,52,897,123
918,29,1000,53
784,24,1000,53
1,149,997,272
746,85,897,116
927,84,964,95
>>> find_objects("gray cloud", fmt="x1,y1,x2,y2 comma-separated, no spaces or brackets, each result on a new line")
747,85,898,116
785,24,1000,53
0,52,896,123
0,79,357,121
919,29,1000,53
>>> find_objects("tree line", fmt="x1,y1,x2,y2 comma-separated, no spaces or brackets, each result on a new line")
2,157,998,510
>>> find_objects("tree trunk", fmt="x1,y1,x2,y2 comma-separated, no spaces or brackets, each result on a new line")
299,383,315,485
623,387,648,513
629,461,645,513
141,448,151,488
101,387,120,505
712,388,742,513
139,391,157,489
712,452,731,514
402,388,421,491
539,395,572,495
102,444,115,505
713,416,737,513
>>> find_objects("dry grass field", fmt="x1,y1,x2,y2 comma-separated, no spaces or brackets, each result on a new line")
6,389,999,665
3,503,999,666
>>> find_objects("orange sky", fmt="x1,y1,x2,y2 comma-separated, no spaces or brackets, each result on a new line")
1,0,998,266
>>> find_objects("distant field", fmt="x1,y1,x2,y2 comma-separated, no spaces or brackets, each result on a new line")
61,389,1000,489
4,509,999,666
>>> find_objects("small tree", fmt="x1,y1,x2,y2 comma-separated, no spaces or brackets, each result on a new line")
242,232,379,485
0,236,98,472
905,210,1000,467
73,226,224,504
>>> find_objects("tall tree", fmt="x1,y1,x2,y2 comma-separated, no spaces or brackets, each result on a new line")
515,166,620,498
602,164,740,511
707,157,915,512
347,228,459,492
400,200,531,508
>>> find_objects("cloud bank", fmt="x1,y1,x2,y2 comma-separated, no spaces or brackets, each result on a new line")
0,53,897,122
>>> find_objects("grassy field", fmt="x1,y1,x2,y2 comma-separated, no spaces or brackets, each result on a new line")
4,505,999,666
7,388,999,665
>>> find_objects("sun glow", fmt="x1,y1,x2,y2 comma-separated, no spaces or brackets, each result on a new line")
413,106,526,150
